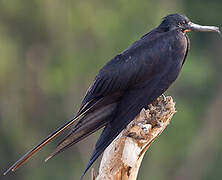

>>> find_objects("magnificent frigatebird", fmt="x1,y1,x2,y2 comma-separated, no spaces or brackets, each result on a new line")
4,14,220,178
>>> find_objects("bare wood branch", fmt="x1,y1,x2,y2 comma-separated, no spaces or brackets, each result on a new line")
93,96,176,180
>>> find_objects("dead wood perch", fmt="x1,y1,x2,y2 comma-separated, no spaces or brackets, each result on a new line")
92,96,176,180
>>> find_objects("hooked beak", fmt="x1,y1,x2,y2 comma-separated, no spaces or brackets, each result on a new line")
185,22,221,34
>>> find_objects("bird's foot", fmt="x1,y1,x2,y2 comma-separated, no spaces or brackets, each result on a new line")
161,94,167,102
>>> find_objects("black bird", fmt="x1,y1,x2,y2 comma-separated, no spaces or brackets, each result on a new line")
4,14,220,178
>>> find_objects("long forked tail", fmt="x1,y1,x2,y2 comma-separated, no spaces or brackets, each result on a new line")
3,114,83,175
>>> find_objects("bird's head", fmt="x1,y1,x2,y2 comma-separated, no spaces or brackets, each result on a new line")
159,14,220,34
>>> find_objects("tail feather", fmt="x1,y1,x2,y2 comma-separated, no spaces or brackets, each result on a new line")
3,116,81,175
45,103,117,162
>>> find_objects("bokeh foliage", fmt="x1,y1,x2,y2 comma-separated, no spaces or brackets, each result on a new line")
1,0,222,180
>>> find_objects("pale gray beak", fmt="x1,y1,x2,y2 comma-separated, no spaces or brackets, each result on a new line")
187,22,221,34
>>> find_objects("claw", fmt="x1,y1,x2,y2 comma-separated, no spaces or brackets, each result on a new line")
161,94,166,102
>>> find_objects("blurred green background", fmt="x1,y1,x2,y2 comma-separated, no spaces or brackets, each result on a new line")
1,0,222,180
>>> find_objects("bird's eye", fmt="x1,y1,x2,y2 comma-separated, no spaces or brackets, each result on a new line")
180,21,185,25
179,21,186,27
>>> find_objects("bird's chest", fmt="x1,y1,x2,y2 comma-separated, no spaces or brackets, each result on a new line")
157,33,188,83
169,34,188,62
155,32,188,71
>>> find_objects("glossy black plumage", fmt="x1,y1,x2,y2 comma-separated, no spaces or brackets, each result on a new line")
4,14,220,179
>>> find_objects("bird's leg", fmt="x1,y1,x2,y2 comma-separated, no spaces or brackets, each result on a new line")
145,94,166,109
161,94,167,102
